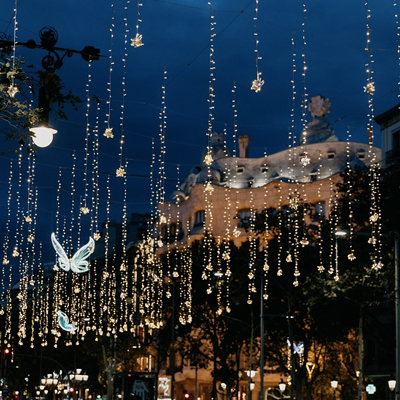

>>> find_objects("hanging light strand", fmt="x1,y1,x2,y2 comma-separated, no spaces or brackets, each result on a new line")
300,1,309,145
250,0,264,92
104,0,115,138
116,0,131,177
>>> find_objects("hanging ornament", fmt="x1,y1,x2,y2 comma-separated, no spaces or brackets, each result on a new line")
348,253,356,261
51,233,95,273
57,311,77,332
204,152,213,166
116,167,126,177
131,33,144,48
300,152,311,166
104,127,114,138
364,82,375,93
80,206,90,215
205,182,214,193
93,232,101,241
251,72,264,92
7,84,18,97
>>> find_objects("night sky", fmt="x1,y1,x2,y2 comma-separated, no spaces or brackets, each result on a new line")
1,0,399,258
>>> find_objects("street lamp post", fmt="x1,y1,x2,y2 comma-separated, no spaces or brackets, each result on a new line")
69,369,89,400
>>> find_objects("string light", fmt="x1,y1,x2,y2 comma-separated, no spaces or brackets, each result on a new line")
250,0,263,92
131,1,144,47
300,1,309,145
116,0,131,178
104,0,115,138
80,62,93,216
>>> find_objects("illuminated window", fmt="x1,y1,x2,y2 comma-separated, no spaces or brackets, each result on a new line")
136,355,155,372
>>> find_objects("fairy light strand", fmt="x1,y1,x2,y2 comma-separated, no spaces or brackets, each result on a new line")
250,0,264,92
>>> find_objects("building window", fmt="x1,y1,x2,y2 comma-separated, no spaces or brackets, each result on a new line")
237,166,244,174
393,130,400,149
160,225,167,241
357,149,366,159
260,166,268,173
327,151,335,159
136,355,155,372
238,208,252,228
194,210,205,227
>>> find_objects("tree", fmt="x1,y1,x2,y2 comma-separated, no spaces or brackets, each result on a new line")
0,48,81,152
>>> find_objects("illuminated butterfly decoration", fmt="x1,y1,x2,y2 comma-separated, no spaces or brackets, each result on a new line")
293,341,304,355
287,339,305,355
57,310,77,332
51,233,95,273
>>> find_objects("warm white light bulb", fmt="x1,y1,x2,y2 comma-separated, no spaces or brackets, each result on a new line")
30,126,57,148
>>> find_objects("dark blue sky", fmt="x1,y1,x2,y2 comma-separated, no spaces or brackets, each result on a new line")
1,0,399,255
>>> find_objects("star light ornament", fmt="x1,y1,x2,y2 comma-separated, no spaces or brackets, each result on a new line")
57,311,77,332
51,233,95,273
251,73,264,92
131,33,144,48
104,127,114,138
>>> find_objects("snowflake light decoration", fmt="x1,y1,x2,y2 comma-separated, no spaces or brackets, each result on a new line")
205,182,214,193
159,215,167,224
27,234,34,243
251,73,264,92
289,197,299,210
317,265,325,273
372,260,383,271
369,213,379,223
300,153,311,166
204,153,213,166
368,237,377,245
277,268,283,276
286,254,292,263
2,258,9,265
104,127,114,138
25,215,32,223
364,82,375,94
80,206,90,215
348,253,356,261
131,33,144,48
233,227,241,238
300,239,309,247
93,232,101,241
12,248,19,257
116,167,126,177
222,252,230,261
